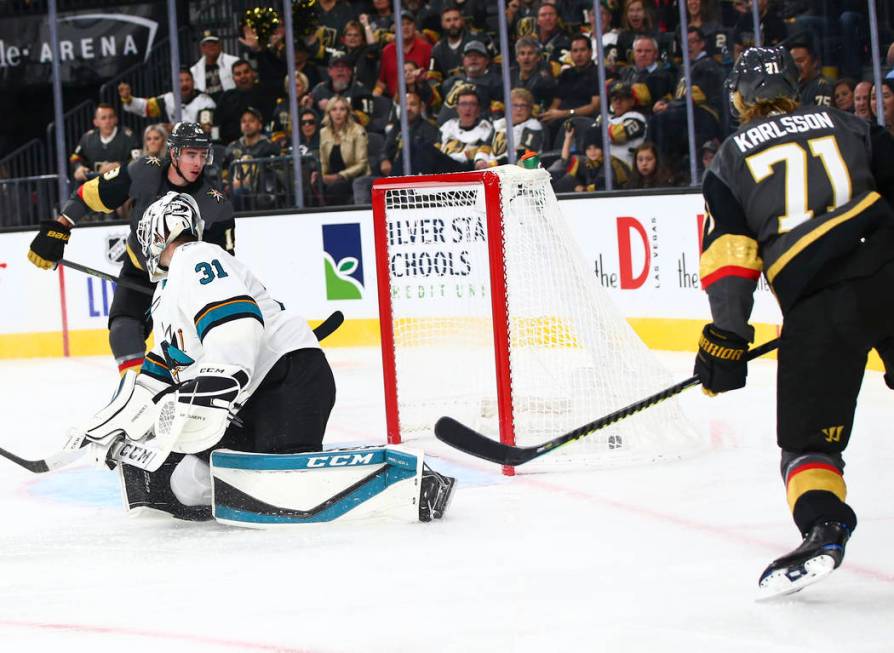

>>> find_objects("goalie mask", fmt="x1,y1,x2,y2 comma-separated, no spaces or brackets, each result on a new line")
726,46,799,117
137,192,204,282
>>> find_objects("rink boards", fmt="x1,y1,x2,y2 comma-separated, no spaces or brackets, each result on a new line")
0,189,821,363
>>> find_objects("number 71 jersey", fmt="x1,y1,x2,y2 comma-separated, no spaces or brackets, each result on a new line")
700,104,894,334
144,241,319,397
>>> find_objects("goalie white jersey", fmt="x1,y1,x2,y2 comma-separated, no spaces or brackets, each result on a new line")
140,241,319,400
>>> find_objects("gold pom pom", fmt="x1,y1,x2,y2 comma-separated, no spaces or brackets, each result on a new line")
292,0,320,39
242,6,281,49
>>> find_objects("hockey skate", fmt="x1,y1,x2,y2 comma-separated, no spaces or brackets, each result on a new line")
757,521,850,600
418,463,456,522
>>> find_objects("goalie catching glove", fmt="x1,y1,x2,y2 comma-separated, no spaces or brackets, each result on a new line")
694,324,749,396
79,365,247,468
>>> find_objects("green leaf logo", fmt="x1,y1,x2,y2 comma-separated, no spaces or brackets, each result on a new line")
324,253,363,300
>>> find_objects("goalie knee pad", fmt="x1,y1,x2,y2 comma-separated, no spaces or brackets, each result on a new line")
170,455,212,506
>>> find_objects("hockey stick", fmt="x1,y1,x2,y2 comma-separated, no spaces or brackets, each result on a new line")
434,338,780,466
0,436,171,475
312,310,344,342
58,259,344,342
58,258,154,295
0,444,86,473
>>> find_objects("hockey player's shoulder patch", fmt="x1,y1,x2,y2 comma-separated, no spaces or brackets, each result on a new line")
207,188,225,203
129,155,166,184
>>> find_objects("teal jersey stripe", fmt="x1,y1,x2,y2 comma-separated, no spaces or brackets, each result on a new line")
141,357,172,384
195,300,264,342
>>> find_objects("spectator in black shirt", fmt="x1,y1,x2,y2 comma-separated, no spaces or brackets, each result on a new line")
649,28,722,169
870,80,894,136
359,0,394,46
541,35,601,143
70,104,140,183
269,72,312,150
340,20,381,90
619,35,675,115
223,107,281,209
429,5,495,85
854,80,872,120
315,0,358,49
732,0,786,59
790,41,833,107
352,90,440,202
438,41,505,124
215,60,276,146
535,3,572,73
298,109,322,156
510,36,558,115
309,53,375,127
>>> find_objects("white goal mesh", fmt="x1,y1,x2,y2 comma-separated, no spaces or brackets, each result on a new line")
376,166,703,468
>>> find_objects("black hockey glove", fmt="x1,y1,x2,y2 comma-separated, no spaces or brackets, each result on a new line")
28,220,71,270
694,324,749,396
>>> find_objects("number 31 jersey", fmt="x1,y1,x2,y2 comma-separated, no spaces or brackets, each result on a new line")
699,105,894,339
142,241,320,399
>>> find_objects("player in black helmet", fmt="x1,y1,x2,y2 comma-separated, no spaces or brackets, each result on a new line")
27,122,235,375
694,46,894,598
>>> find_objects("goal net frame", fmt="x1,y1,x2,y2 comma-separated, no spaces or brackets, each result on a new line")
371,166,701,475
373,170,518,469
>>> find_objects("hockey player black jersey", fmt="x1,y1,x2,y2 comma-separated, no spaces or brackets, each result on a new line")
60,156,235,270
700,105,894,339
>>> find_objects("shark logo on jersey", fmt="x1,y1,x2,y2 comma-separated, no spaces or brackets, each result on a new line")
322,223,364,300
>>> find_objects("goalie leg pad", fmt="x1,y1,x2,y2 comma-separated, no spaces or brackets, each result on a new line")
210,446,428,528
118,453,213,521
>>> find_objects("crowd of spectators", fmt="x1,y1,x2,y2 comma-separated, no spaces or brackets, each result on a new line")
66,0,894,211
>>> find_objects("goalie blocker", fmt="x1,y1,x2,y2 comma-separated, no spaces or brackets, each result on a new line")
119,445,456,526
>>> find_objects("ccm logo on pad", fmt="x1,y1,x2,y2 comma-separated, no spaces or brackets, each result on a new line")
306,453,375,467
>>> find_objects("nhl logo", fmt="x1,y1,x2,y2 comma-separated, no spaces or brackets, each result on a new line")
105,234,128,265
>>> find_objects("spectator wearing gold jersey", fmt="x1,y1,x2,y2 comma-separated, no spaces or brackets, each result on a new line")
119,68,216,128
490,89,544,165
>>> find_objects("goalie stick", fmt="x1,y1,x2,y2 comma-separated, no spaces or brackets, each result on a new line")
0,311,345,474
434,338,780,467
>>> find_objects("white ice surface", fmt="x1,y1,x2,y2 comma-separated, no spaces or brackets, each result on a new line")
0,349,892,652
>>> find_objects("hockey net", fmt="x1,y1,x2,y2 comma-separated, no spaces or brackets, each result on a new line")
372,166,702,469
